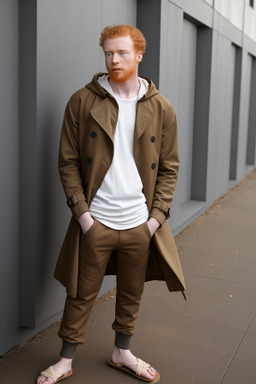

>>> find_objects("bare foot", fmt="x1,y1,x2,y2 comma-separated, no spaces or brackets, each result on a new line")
37,357,72,384
111,346,156,380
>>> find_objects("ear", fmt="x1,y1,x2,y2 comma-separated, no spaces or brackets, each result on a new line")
136,51,143,63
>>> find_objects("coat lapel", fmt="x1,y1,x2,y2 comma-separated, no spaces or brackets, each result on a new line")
90,98,117,142
134,103,153,141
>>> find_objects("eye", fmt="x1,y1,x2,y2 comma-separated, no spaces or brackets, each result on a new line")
105,52,112,58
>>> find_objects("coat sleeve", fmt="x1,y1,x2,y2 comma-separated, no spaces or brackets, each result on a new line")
58,94,89,219
149,101,179,225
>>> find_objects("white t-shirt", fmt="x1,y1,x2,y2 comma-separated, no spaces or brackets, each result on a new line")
89,75,149,230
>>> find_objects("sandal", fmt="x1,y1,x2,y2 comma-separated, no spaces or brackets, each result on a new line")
39,366,73,383
108,357,160,383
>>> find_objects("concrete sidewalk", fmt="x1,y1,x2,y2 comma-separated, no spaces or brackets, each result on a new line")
1,169,256,384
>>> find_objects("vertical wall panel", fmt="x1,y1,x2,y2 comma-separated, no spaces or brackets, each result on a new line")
137,0,161,86
237,51,252,178
207,33,236,200
191,27,212,200
0,0,19,355
246,56,256,165
19,0,38,328
229,45,242,180
159,0,183,108
32,0,137,327
176,19,197,205
35,0,104,327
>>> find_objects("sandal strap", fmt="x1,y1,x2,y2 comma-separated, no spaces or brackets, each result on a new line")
40,366,62,383
135,358,144,376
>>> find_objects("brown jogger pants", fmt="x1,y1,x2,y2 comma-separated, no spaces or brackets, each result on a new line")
58,220,151,346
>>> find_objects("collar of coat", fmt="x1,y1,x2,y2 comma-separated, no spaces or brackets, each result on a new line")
86,72,159,101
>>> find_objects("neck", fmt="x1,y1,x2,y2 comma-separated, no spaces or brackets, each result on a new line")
108,75,140,100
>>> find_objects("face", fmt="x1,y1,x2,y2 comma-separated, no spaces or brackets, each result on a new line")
103,35,143,84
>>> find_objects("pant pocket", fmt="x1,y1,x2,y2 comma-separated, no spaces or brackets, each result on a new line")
143,221,152,239
81,219,100,241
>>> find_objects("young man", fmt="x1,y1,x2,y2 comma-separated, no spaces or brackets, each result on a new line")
37,25,185,384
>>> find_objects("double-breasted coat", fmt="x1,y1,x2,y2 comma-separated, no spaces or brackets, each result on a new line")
54,73,185,298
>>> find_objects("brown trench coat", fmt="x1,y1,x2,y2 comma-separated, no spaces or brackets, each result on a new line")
54,73,186,298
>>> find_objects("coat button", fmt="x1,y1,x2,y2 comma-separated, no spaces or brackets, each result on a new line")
151,163,156,170
90,131,97,138
87,157,92,164
151,136,155,142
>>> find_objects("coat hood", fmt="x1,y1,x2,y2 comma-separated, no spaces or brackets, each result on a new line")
86,72,159,100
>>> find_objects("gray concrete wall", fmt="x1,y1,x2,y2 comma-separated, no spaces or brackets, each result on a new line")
145,0,256,233
0,0,19,355
0,0,137,355
1,0,256,355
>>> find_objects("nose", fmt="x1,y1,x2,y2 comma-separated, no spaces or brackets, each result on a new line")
112,53,119,63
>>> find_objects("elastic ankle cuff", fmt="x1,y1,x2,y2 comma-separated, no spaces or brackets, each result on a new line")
114,332,132,349
60,341,78,359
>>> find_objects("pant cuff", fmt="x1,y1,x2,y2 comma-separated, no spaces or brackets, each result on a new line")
114,332,132,349
60,341,79,359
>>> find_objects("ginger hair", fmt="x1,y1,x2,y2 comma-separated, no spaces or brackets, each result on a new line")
99,24,146,53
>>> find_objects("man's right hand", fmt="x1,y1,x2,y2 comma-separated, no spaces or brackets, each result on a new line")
77,212,94,234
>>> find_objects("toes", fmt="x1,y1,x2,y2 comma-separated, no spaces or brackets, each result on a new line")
37,375,52,384
139,363,156,379
37,376,45,384
147,366,156,377
144,363,155,375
